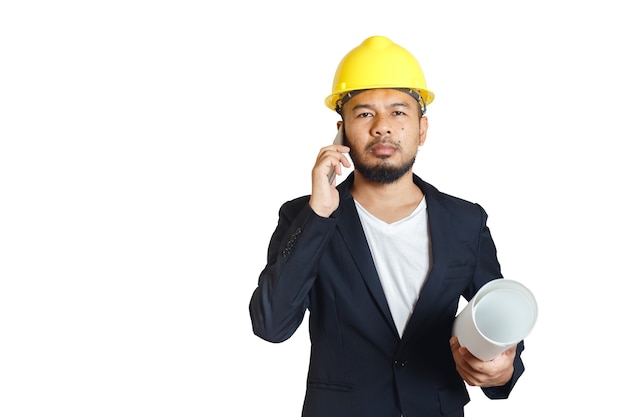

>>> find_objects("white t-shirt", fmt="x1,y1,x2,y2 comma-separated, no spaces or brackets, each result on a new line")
354,198,432,337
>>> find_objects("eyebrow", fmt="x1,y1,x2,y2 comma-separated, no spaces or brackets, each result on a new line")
350,101,412,112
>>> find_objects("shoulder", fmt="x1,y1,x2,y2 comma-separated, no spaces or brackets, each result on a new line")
278,195,312,218
415,175,486,217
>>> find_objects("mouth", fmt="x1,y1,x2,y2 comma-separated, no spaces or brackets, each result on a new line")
369,142,398,157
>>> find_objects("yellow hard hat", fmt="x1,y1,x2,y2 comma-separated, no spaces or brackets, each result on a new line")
324,36,435,113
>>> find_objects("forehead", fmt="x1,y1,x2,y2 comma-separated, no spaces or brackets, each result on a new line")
345,88,418,110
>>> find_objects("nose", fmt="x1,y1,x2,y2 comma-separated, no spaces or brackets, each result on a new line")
371,115,392,138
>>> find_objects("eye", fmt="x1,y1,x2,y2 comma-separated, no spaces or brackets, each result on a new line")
357,112,373,118
391,110,406,116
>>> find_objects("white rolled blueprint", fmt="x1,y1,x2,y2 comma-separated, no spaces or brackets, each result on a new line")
452,279,538,361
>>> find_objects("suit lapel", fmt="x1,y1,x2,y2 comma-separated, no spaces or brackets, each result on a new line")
399,185,451,348
335,177,398,337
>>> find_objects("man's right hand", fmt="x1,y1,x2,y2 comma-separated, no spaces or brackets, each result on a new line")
309,144,350,217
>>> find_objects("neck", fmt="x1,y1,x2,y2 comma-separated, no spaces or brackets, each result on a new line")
350,171,423,223
352,170,417,196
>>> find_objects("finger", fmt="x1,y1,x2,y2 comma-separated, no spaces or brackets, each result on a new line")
449,337,472,360
318,151,350,178
449,336,459,349
317,148,345,167
327,144,350,153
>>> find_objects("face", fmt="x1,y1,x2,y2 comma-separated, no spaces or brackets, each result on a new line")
341,89,428,184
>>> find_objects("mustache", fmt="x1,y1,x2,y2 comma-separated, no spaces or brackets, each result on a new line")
365,137,401,150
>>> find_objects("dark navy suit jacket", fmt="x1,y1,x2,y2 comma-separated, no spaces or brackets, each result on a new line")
250,173,525,417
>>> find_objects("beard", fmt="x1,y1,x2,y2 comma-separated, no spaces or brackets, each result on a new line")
352,156,415,184
348,137,416,184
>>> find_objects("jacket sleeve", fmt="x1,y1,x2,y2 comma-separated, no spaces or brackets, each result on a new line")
481,341,525,399
470,204,526,399
249,198,337,343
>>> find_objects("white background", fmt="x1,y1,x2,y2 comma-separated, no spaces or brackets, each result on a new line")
1,1,624,416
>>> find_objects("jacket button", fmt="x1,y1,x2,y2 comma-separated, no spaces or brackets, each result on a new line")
393,360,407,368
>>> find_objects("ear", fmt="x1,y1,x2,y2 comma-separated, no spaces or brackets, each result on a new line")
336,121,343,131
418,116,428,146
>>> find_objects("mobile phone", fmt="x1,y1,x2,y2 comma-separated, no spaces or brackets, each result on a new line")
333,126,345,145
328,127,345,184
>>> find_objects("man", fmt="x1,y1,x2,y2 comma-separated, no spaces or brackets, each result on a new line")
249,36,525,417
